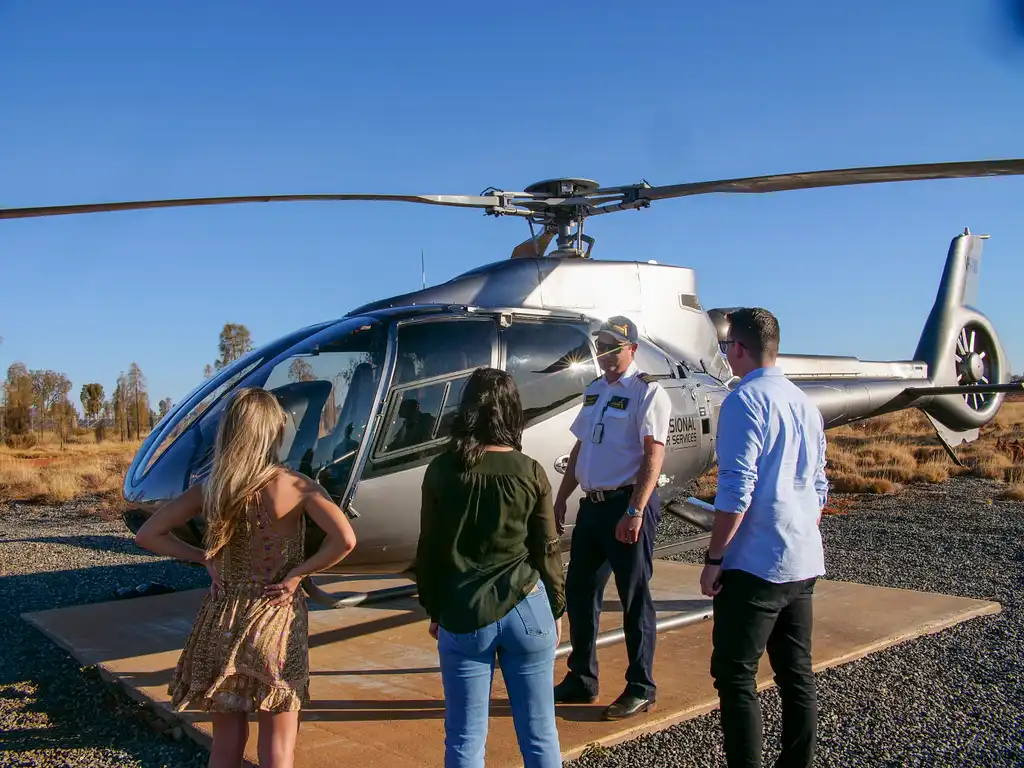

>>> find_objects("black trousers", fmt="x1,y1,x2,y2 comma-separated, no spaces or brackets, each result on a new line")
711,568,817,768
564,490,660,700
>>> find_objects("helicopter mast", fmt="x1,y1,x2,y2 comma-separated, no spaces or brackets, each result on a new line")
517,178,601,258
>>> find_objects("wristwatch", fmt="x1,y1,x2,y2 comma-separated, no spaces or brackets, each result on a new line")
704,551,723,566
625,506,643,518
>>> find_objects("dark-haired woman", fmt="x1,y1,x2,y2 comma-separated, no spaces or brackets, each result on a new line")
415,366,565,768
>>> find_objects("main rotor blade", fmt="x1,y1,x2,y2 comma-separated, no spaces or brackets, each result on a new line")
0,192,506,220
631,158,1024,201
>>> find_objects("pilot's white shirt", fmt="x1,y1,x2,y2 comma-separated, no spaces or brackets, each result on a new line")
570,361,672,492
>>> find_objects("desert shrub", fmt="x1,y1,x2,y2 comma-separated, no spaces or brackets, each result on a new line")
829,472,899,494
1005,466,1024,485
912,462,951,484
866,466,916,484
913,446,946,463
4,433,37,450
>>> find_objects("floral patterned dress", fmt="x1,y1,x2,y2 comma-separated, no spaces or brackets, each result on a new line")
168,500,310,713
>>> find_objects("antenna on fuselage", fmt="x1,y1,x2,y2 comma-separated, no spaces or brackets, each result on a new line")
421,247,426,289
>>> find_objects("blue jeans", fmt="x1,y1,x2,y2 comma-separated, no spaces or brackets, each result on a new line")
437,582,562,768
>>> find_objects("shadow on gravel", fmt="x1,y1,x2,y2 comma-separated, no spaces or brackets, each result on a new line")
6,560,208,615
3,534,147,556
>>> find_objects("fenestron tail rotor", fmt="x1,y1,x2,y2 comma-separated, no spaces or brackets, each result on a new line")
955,321,1000,412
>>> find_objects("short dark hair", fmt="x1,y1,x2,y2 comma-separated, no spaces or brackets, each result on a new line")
727,307,780,362
449,367,524,469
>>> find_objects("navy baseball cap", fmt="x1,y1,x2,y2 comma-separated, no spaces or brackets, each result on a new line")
593,316,638,344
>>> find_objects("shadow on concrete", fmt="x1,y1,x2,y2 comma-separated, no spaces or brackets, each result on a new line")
308,611,426,649
310,667,441,676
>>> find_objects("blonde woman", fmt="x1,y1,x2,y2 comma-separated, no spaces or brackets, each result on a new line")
135,387,357,768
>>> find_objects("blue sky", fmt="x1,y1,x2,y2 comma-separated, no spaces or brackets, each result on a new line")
2,1,1023,410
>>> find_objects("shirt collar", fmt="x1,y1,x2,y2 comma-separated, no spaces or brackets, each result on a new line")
738,365,783,384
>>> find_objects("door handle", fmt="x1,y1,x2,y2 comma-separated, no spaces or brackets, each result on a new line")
554,455,569,474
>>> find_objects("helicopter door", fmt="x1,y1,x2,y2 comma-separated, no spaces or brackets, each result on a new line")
340,316,498,567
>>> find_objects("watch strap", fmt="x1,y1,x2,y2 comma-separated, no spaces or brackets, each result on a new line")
704,551,723,566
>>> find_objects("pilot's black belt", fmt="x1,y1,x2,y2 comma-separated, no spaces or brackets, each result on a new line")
583,485,634,503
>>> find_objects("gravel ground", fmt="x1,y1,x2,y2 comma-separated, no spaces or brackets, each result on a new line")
0,499,210,768
2,477,1022,767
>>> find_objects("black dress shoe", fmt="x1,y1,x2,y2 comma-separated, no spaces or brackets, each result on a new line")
553,676,598,704
602,691,656,720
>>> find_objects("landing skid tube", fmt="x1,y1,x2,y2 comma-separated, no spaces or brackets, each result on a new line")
300,578,418,609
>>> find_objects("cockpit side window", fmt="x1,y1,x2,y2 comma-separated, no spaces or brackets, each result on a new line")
391,319,494,385
364,317,497,475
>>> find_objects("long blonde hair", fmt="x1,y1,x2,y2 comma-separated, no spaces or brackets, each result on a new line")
202,387,288,558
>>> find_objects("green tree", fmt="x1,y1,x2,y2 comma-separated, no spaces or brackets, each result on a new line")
158,397,173,419
80,383,105,423
126,363,149,439
30,370,71,436
52,396,76,449
215,323,253,371
113,372,129,441
3,363,33,436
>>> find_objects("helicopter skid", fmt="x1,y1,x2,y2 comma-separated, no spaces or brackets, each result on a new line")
301,577,418,609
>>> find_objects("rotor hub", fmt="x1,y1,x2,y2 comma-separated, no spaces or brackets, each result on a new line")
960,351,985,383
523,178,600,198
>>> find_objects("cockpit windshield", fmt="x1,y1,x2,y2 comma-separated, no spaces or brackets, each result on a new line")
188,317,387,498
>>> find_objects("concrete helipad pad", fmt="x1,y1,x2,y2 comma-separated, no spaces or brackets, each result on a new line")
23,563,998,767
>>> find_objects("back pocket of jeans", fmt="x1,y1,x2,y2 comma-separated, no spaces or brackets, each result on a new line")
513,593,550,637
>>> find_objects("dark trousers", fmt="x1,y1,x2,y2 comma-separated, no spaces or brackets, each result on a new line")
564,491,659,700
711,569,817,768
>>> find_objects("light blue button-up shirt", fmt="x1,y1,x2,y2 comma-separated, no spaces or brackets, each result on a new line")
713,366,827,583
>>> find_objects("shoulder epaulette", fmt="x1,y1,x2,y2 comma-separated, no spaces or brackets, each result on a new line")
587,376,601,386
637,371,655,385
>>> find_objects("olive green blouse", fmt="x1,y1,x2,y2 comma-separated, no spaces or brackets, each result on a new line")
415,448,566,633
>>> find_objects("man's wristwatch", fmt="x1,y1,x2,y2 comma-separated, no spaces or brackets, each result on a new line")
625,506,643,518
704,551,723,566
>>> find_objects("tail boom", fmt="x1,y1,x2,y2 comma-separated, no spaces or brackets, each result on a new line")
780,230,1012,438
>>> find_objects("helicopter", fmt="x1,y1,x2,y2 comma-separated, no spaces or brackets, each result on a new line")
4,158,1024,608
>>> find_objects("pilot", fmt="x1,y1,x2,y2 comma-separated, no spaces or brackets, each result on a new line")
552,315,672,720
389,396,436,450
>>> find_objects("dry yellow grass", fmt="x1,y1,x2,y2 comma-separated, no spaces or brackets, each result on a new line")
0,430,144,511
693,399,1024,505
5,400,1024,509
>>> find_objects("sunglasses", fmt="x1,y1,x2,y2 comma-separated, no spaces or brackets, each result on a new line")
595,341,628,355
719,339,744,354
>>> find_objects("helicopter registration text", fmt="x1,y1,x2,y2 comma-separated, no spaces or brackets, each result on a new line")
666,415,699,450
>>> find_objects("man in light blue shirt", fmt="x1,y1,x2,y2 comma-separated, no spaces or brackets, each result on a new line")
701,307,827,768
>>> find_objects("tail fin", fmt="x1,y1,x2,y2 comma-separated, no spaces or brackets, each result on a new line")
911,229,1013,445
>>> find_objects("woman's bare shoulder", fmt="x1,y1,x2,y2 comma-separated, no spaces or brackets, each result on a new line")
268,467,331,503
